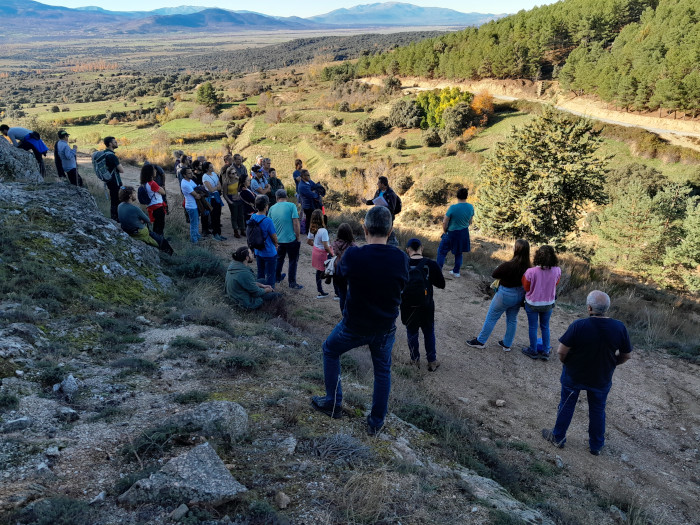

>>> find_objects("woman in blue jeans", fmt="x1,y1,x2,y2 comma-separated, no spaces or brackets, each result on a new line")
467,239,530,351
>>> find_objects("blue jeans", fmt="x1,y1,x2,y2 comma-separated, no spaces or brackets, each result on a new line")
276,241,300,285
436,229,470,273
320,319,396,430
524,303,553,353
552,370,611,452
476,286,524,347
186,208,200,243
256,255,277,288
406,319,436,363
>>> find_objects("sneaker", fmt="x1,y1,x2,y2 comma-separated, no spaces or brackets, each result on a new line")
466,338,485,349
276,273,286,283
427,360,440,372
333,296,340,301
213,234,224,241
316,292,329,299
310,396,342,419
521,347,540,360
590,448,601,456
448,270,461,278
541,428,565,449
219,235,228,241
289,283,303,290
366,416,383,436
539,351,551,361
498,340,511,352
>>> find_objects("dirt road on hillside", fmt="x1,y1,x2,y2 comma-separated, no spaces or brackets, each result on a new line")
113,163,700,524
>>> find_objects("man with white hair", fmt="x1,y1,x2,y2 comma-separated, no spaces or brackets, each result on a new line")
542,290,632,455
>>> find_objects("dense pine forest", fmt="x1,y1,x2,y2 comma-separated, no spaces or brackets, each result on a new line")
354,0,699,113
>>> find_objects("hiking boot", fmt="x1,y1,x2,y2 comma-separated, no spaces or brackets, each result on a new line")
449,270,461,278
521,347,540,360
316,292,329,299
541,428,565,448
310,396,342,419
427,360,440,372
366,416,383,436
289,283,303,290
276,273,286,283
498,340,511,352
234,230,241,239
589,448,602,456
539,351,551,361
466,338,485,349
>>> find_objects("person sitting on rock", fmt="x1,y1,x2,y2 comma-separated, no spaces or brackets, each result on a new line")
225,246,281,310
117,186,174,255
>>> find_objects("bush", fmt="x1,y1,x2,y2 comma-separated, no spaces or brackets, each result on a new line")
416,177,449,206
389,98,423,128
226,122,243,139
9,497,94,525
439,102,475,142
394,174,414,194
338,101,351,112
356,118,390,141
383,76,402,94
392,137,407,150
174,390,209,405
50,105,60,113
164,248,224,278
421,128,442,147
0,392,19,412
326,116,343,127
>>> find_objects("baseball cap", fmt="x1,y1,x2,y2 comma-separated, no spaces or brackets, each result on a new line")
406,238,422,250
58,130,69,137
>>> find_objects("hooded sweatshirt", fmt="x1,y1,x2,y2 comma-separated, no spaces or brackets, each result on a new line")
225,260,266,310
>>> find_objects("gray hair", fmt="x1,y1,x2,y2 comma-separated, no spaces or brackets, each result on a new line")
587,290,610,315
254,194,269,211
275,189,287,200
364,206,392,237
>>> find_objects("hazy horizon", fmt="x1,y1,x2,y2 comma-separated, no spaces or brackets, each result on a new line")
34,0,557,18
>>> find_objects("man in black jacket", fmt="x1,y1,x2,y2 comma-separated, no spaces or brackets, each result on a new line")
366,176,400,246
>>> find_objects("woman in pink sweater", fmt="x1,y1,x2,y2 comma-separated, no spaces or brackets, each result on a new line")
521,245,561,360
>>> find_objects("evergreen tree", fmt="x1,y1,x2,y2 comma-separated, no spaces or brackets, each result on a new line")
664,199,700,291
195,82,220,112
477,108,607,243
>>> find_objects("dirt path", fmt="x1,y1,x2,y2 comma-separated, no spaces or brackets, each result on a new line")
115,164,699,523
362,76,700,147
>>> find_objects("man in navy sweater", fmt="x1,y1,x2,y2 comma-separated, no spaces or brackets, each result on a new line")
311,206,409,435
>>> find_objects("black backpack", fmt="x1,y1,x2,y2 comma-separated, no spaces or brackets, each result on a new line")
246,216,267,251
137,184,152,205
402,258,430,308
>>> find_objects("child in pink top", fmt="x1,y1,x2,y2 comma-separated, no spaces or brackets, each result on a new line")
521,245,561,360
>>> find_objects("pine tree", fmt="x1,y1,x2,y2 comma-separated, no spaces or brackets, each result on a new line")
664,199,700,291
477,108,607,243
195,82,220,112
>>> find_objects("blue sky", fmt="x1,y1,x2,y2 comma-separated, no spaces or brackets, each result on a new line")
37,1,556,18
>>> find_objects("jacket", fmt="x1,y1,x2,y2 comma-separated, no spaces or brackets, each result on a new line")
370,187,398,217
298,179,320,210
225,260,266,310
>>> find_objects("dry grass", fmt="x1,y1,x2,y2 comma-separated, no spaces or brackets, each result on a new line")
335,469,392,524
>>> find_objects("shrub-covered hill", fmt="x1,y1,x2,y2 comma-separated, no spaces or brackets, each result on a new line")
354,0,700,113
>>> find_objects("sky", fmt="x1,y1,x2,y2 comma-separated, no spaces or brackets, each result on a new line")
36,1,556,18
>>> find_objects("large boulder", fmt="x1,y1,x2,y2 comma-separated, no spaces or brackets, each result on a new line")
164,401,248,446
118,442,247,506
0,137,42,183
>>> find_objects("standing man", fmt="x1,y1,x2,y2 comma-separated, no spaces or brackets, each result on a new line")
269,189,303,290
102,136,124,222
249,195,279,288
267,168,285,206
292,159,303,193
230,153,248,180
366,176,401,246
542,290,632,456
250,165,271,197
297,169,320,234
437,187,474,278
261,157,272,182
56,130,82,186
311,206,409,435
400,238,446,371
0,124,31,147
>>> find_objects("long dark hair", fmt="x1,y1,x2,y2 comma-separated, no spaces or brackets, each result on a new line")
139,164,155,185
237,174,248,193
336,223,354,244
534,245,558,269
511,239,531,271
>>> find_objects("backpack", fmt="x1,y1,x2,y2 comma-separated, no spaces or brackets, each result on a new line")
401,259,430,308
91,150,114,182
137,184,152,205
246,216,267,251
394,194,402,215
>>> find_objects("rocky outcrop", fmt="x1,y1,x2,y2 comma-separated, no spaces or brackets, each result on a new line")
0,137,42,183
118,442,247,506
164,401,248,446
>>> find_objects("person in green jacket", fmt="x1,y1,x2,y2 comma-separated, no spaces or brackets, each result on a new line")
225,246,281,309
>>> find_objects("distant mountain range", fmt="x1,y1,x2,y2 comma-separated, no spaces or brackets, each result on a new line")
0,0,501,36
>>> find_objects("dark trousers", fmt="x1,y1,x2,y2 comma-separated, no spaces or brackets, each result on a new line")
406,318,437,363
152,206,166,236
226,197,245,232
276,240,301,286
66,168,83,187
209,201,222,236
106,177,120,222
316,270,326,293
303,208,313,234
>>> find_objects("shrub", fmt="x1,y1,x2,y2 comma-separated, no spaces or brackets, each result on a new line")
356,118,389,141
111,357,157,376
312,122,323,131
174,390,209,405
439,102,475,142
0,392,19,412
394,174,414,194
226,122,243,139
421,128,442,147
164,248,224,278
338,101,351,112
389,98,423,128
50,105,60,113
392,137,407,150
9,497,93,525
326,116,343,127
383,76,402,94
121,423,201,460
416,177,449,206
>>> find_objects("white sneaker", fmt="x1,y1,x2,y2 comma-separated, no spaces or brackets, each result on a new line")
449,270,461,278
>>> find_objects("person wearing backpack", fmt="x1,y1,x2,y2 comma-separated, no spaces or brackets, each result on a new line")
101,137,124,222
366,176,401,247
247,195,279,288
401,238,446,371
139,164,167,236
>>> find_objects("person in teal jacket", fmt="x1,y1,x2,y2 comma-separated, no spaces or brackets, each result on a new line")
225,246,280,309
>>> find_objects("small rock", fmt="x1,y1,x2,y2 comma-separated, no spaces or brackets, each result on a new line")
89,491,106,505
163,401,248,446
495,399,506,407
56,406,79,422
280,436,297,456
135,315,151,325
169,503,189,520
45,446,60,458
36,462,54,479
275,491,291,509
15,370,24,377
555,455,564,469
471,506,478,513
60,374,79,398
2,416,32,433
301,340,309,346
620,453,630,463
